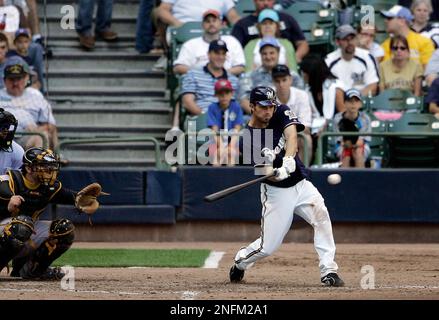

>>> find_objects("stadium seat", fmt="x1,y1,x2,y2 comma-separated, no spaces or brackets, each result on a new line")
184,113,211,164
387,113,439,167
368,89,424,114
283,2,337,54
234,0,255,17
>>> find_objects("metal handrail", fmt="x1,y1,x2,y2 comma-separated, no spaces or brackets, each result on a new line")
58,136,168,170
316,131,439,166
179,130,310,166
15,131,49,149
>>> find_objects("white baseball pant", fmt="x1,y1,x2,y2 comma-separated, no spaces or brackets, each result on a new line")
234,179,339,277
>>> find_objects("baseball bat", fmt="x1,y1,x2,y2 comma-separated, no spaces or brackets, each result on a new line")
204,172,276,202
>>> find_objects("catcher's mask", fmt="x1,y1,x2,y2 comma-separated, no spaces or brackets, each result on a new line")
0,108,18,152
23,147,60,186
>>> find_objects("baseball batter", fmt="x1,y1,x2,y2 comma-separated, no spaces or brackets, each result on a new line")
230,86,344,287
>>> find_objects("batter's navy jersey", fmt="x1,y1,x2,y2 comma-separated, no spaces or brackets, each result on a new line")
240,104,309,188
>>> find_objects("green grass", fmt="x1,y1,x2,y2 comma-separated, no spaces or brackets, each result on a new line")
53,249,211,268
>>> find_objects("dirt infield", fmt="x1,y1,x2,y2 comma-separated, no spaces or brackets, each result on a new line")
0,242,438,300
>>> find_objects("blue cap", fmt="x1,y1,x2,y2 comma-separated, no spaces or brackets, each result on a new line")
344,88,362,101
258,9,280,23
259,36,280,51
14,28,30,40
380,5,413,22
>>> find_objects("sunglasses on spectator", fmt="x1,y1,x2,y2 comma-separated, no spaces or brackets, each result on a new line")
391,46,408,51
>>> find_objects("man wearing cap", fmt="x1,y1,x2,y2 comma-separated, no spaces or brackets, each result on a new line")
0,57,58,150
173,9,245,76
239,36,303,114
7,28,44,91
231,0,309,62
333,88,371,168
243,8,297,73
272,64,312,166
325,24,379,97
381,5,434,68
180,39,240,115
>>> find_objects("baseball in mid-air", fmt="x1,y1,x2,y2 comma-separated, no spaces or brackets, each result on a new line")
327,174,342,185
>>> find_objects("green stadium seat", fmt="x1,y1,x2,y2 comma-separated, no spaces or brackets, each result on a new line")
368,89,423,113
184,113,211,164
283,2,337,54
387,113,439,167
234,0,255,17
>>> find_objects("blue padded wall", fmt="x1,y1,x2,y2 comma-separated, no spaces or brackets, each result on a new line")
146,170,181,205
59,169,145,205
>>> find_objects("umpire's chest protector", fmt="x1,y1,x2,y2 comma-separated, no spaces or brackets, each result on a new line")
8,170,61,220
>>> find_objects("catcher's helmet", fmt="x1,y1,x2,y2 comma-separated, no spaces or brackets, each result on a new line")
249,86,278,107
22,147,60,185
0,108,18,152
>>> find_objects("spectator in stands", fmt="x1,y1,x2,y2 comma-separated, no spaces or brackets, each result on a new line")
180,39,239,115
136,0,155,54
154,0,240,70
0,57,58,150
425,77,439,117
239,36,294,114
272,64,312,166
424,48,439,86
381,5,434,68
325,25,379,97
244,8,297,73
357,25,384,64
0,32,8,89
173,9,245,76
333,88,371,168
231,0,309,63
76,0,118,50
410,0,439,48
379,35,423,96
400,0,439,21
7,28,43,90
207,79,243,166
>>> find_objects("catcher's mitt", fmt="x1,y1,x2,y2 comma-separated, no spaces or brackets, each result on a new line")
75,183,109,225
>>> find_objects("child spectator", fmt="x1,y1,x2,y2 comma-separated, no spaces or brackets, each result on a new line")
7,28,43,90
207,79,243,166
333,88,371,168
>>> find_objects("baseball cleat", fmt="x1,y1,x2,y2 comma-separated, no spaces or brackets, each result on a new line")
321,273,345,287
21,266,65,281
229,265,245,283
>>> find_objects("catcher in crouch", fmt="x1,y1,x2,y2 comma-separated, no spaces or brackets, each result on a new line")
0,147,106,280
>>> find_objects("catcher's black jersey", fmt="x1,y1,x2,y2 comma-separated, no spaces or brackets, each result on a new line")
0,170,76,221
240,104,310,188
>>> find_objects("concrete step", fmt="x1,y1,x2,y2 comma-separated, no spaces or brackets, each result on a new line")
42,17,137,35
54,108,172,126
38,2,141,20
47,69,165,88
47,32,135,42
47,40,136,51
48,86,165,97
62,157,158,168
48,95,169,104
48,52,161,70
52,101,172,111
60,141,167,161
58,124,171,137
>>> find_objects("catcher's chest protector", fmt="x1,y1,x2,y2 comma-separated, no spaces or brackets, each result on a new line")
9,170,61,220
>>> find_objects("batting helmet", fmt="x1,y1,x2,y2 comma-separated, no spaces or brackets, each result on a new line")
0,108,18,152
249,86,278,107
